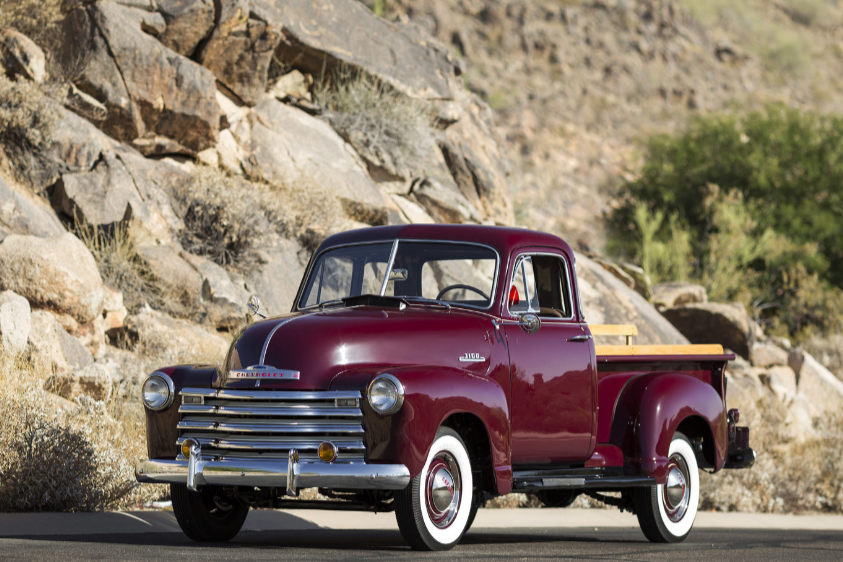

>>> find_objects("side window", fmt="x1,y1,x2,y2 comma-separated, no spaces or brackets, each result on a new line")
509,256,539,314
304,256,353,307
531,255,573,319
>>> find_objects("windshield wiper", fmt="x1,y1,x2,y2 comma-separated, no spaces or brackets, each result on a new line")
317,299,344,310
403,296,451,310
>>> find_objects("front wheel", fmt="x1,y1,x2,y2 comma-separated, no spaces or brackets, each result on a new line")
395,427,475,551
171,484,249,542
633,432,700,543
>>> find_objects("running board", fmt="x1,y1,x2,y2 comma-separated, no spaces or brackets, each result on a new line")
512,470,655,493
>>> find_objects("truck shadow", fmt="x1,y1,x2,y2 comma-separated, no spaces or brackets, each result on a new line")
3,529,622,550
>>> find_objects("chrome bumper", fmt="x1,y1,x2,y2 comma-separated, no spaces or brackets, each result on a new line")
135,448,411,494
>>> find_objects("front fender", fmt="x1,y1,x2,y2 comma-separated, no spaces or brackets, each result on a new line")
609,372,727,482
145,365,217,459
331,366,511,495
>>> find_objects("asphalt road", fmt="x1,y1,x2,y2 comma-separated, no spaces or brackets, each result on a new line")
3,527,843,561
0,510,841,561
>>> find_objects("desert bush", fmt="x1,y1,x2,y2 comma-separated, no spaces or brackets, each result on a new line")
315,66,435,178
608,104,843,338
0,350,161,511
0,76,59,185
175,167,287,270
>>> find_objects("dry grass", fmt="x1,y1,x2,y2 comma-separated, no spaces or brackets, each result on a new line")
315,66,435,178
75,220,197,318
0,350,162,511
0,75,59,186
700,393,843,513
0,0,62,51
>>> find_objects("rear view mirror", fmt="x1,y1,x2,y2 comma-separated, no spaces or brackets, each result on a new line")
388,268,408,282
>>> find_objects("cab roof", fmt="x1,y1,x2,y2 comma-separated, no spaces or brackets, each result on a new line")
316,224,574,261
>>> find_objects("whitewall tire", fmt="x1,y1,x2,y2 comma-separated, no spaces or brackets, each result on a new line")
633,432,700,543
395,427,475,551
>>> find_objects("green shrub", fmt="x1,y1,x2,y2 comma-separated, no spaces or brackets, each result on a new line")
608,104,843,337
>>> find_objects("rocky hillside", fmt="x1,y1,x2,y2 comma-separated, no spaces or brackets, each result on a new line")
0,0,842,512
377,0,843,251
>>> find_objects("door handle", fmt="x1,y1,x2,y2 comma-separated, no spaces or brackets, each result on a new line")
569,335,592,342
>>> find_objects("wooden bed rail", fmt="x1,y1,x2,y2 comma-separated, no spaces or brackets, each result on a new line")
589,324,725,356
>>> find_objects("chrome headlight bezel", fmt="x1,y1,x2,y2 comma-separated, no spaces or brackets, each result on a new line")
142,371,175,411
367,373,405,415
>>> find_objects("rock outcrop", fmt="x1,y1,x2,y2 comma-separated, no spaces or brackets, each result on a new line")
61,0,219,152
1,27,46,83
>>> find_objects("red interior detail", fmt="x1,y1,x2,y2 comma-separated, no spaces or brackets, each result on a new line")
509,286,520,306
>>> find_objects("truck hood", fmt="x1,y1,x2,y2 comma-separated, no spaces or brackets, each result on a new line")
217,306,494,390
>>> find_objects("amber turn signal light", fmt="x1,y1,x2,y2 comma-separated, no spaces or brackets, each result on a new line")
181,438,198,458
318,442,337,463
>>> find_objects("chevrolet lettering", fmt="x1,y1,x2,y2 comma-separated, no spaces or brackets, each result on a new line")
136,225,753,551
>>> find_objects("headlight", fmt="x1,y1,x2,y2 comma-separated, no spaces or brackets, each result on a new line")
367,374,404,415
142,372,174,411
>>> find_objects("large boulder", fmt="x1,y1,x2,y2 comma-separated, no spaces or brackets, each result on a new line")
0,233,105,324
651,281,707,310
796,354,843,420
199,0,282,105
51,152,142,226
28,310,95,374
662,302,762,360
61,0,219,152
268,0,462,102
125,308,230,365
575,253,688,345
0,291,31,354
232,99,389,225
0,175,65,240
410,177,483,224
45,363,112,401
136,244,204,307
157,0,216,57
0,28,46,83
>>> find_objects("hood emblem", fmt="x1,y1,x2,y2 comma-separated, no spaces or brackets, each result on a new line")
459,353,485,363
229,365,300,380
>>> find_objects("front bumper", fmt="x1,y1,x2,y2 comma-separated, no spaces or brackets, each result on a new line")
136,450,411,494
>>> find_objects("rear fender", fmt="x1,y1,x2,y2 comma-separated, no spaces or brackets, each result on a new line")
609,372,727,483
145,365,218,459
331,366,512,495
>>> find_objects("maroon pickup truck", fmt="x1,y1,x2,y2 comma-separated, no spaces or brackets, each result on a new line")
137,225,753,550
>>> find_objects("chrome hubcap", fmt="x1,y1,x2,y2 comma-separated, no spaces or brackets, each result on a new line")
425,452,461,529
662,454,690,522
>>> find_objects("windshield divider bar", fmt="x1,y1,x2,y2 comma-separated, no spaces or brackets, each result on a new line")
379,240,399,296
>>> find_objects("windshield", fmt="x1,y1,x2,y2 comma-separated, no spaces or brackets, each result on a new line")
298,241,498,310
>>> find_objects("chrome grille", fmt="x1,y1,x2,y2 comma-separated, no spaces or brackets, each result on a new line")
177,388,365,462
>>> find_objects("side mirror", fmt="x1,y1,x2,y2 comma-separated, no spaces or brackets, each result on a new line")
519,313,541,334
247,294,266,319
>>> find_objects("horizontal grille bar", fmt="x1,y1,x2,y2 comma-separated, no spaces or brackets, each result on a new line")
179,404,362,417
177,435,364,452
178,389,365,461
180,388,362,401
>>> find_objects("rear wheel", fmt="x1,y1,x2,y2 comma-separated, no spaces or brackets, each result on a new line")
395,427,474,551
171,484,249,542
633,432,699,543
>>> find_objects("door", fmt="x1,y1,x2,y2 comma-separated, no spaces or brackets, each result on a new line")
504,252,595,465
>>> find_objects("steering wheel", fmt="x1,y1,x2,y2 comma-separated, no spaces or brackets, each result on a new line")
436,284,490,301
